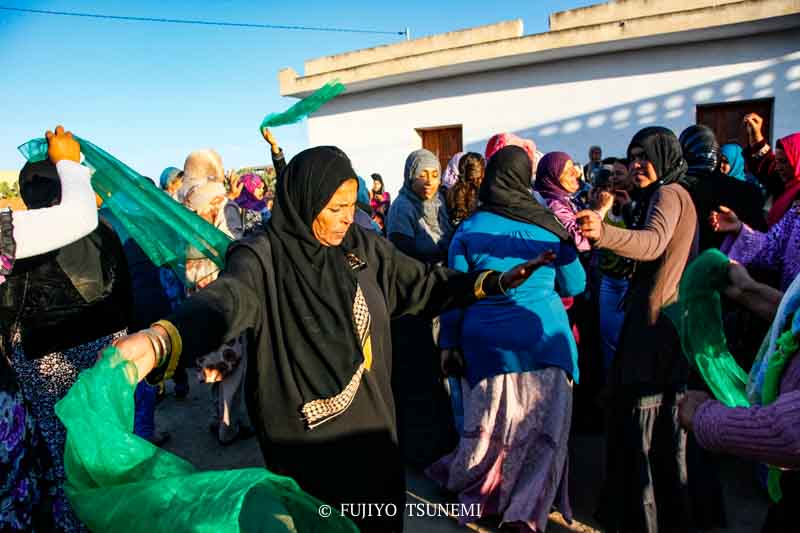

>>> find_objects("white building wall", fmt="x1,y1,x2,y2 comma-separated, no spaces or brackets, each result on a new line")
308,29,800,197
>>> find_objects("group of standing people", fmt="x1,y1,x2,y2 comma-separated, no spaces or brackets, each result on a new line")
2,108,800,533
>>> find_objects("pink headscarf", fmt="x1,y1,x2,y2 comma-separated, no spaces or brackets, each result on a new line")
442,151,464,189
485,133,539,173
767,132,800,227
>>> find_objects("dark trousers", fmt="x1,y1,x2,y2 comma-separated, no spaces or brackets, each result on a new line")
133,381,156,439
598,386,691,533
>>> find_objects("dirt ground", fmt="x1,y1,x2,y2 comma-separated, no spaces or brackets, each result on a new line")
157,379,768,532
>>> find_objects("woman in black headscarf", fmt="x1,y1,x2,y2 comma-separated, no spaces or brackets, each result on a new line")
679,124,766,250
429,146,583,532
112,146,550,532
577,127,699,533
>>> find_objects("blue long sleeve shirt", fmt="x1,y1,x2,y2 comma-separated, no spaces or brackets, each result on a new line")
439,211,586,386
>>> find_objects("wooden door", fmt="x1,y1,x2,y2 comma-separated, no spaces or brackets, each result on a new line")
417,126,463,172
696,98,774,147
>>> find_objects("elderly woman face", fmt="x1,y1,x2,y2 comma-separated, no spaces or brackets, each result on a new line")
558,160,580,193
312,178,358,247
411,167,440,200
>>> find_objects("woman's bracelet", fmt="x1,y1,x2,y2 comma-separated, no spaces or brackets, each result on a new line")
474,271,492,300
498,273,508,296
141,328,169,368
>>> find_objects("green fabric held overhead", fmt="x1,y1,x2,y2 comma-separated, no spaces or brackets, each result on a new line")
54,347,358,533
260,80,345,129
664,249,750,407
18,137,231,288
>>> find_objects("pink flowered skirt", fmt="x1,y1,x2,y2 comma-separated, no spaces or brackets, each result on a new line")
426,367,573,532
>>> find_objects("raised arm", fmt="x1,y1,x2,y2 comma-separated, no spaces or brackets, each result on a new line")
111,243,265,382
13,127,98,258
377,233,554,319
742,113,784,199
262,127,286,177
578,186,687,262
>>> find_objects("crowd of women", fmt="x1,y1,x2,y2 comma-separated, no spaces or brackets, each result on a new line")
1,111,799,533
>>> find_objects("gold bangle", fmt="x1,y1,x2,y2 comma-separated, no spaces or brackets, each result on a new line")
152,320,182,381
474,271,491,300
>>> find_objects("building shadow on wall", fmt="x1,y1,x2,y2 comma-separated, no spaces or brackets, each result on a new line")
462,54,799,160
314,29,799,118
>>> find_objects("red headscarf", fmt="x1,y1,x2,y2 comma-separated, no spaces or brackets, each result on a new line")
767,132,800,227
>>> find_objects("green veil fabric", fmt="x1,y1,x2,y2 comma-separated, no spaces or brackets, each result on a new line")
665,249,750,407
54,347,358,533
18,136,231,287
667,249,800,502
259,80,345,129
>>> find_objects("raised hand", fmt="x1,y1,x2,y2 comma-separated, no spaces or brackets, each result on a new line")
589,188,614,216
743,113,765,146
499,250,556,291
261,127,280,155
709,205,742,234
46,125,81,164
228,171,244,200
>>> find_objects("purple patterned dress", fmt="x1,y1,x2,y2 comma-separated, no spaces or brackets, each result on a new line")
1,355,55,531
0,209,56,531
722,205,800,292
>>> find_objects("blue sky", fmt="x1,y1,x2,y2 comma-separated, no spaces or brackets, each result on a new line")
0,0,599,179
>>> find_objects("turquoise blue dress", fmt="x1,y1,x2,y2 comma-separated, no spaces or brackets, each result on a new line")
439,210,586,387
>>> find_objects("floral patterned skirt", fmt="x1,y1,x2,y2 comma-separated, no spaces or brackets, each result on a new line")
10,330,125,532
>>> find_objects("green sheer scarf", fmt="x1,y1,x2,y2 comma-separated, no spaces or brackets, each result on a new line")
667,249,800,502
54,347,357,532
18,136,231,287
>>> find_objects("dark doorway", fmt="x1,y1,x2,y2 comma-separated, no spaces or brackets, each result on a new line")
696,98,774,147
416,125,463,172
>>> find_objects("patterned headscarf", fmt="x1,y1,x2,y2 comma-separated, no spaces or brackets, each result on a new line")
179,148,224,203
442,151,464,189
679,125,719,178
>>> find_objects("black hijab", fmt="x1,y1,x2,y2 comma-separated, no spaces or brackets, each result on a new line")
478,145,570,241
19,159,61,209
627,127,689,228
265,146,368,406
